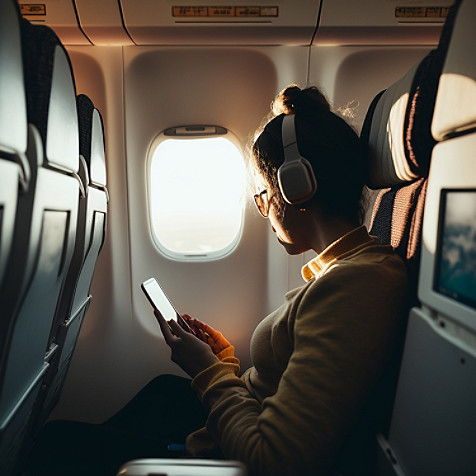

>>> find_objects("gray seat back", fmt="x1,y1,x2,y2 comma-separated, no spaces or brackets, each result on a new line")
379,0,476,474
348,5,456,474
0,1,29,472
37,94,108,426
0,13,80,475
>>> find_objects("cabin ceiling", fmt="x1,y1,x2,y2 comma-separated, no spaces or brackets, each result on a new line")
18,0,453,47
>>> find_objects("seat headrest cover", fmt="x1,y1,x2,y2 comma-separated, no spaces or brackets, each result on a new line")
363,46,445,189
77,94,107,187
21,21,78,173
77,94,94,163
21,20,56,144
46,46,79,172
432,0,476,140
364,62,421,189
403,50,441,177
90,109,107,187
0,0,27,155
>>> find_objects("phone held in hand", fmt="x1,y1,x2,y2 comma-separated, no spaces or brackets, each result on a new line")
141,278,194,335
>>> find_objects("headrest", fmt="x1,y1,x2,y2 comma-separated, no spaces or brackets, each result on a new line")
90,109,107,187
0,0,27,156
362,47,444,189
21,20,79,173
77,94,107,188
432,0,476,140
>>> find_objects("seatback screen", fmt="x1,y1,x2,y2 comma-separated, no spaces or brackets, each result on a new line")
434,189,476,310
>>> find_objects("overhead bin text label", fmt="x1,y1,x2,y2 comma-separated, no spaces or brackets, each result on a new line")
395,6,450,18
20,4,46,15
172,6,278,17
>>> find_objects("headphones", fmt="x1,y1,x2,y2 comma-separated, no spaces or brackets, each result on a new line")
277,114,317,205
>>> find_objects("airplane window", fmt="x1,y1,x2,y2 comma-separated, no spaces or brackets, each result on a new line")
149,135,246,260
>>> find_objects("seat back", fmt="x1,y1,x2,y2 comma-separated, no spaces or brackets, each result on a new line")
341,7,456,475
37,93,108,426
0,0,29,291
0,14,80,475
0,1,30,473
362,43,444,307
378,0,476,474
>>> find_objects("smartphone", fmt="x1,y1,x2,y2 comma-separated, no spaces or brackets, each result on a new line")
141,278,194,334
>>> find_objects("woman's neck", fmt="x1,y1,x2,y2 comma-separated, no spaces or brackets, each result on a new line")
308,214,357,255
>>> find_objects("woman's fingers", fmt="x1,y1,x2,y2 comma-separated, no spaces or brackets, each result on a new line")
180,314,231,354
207,335,221,353
196,321,216,335
182,315,206,341
168,318,187,337
190,319,221,340
154,309,175,343
153,311,219,378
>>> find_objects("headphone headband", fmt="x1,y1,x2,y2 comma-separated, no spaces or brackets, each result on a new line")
277,115,317,205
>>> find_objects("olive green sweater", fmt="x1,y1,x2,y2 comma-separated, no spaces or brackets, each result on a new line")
187,226,408,475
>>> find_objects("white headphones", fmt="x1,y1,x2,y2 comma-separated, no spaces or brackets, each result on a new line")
277,114,317,205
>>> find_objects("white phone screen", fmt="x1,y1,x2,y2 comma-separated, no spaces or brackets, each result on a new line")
141,278,178,321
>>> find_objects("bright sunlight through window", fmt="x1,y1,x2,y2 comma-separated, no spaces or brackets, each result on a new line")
149,135,246,260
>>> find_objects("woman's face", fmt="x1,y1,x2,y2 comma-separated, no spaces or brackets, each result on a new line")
254,172,311,256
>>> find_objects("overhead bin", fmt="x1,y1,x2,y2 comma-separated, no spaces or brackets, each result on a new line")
18,0,134,46
19,0,321,46
18,1,90,45
74,0,134,46
118,0,321,45
314,0,454,45
18,0,454,46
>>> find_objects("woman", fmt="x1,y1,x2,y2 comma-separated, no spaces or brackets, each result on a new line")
153,85,408,475
28,86,407,476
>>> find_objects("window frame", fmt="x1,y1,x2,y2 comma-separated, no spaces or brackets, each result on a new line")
146,126,246,262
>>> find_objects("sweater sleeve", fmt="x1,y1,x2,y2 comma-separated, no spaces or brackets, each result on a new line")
190,255,407,476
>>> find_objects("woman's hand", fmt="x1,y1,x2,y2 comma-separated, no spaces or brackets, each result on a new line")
155,310,219,378
182,314,232,355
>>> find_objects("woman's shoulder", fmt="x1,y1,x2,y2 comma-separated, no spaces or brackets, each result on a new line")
302,243,408,307
337,240,408,279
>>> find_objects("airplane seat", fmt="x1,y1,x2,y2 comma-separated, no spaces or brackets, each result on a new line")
376,0,476,474
0,0,29,290
0,15,80,475
335,5,465,475
36,93,108,427
362,44,444,308
116,459,247,476
337,61,436,476
362,0,462,305
0,1,30,474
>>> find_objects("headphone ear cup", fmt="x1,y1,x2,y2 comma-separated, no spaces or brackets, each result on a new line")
278,114,318,205
278,157,317,204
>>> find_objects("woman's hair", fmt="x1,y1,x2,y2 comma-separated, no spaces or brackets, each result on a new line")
251,85,365,226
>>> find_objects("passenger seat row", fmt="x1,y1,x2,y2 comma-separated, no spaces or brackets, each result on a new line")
0,2,108,475
361,0,476,475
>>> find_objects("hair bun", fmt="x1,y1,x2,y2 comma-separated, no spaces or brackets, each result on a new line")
272,84,331,116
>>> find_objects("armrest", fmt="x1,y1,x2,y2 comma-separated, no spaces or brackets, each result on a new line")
117,458,247,476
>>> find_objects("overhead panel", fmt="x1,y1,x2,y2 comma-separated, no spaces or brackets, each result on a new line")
315,0,454,46
74,0,134,46
118,0,322,45
18,1,90,45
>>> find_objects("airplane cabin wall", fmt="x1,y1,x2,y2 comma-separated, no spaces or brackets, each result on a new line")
51,43,431,423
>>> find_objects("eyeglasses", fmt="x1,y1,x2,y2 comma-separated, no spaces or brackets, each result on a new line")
253,189,270,217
